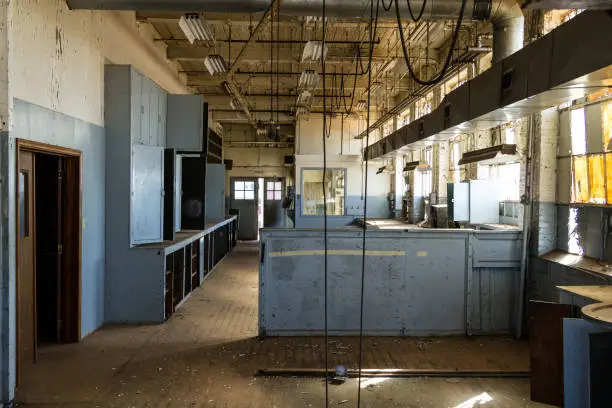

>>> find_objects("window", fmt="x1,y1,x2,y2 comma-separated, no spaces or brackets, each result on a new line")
570,108,587,155
398,108,411,128
414,92,433,120
302,169,345,216
566,102,612,205
266,181,283,201
382,119,394,137
604,99,612,151
234,180,255,200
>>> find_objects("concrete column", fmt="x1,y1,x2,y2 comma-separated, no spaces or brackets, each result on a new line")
531,108,559,255
0,1,14,404
437,141,450,203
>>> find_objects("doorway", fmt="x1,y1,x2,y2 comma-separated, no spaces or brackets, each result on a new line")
16,139,82,385
230,177,258,241
263,178,284,228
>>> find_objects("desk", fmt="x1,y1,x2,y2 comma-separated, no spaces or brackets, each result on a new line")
558,285,612,307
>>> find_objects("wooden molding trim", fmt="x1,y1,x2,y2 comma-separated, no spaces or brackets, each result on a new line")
17,139,82,157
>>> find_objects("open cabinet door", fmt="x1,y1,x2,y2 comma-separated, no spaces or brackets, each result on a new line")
529,300,576,406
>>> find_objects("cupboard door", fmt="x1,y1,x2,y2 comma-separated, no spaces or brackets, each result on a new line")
131,145,164,245
149,84,159,146
130,70,143,144
140,78,151,147
158,90,167,147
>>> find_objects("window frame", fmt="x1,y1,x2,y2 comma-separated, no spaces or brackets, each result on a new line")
233,179,256,201
300,167,347,217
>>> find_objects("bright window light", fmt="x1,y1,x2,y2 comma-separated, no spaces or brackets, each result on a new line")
568,207,584,255
570,108,587,155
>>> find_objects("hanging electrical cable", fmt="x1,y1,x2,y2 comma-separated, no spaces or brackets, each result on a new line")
405,0,428,21
276,0,280,138
321,0,329,407
357,0,378,406
395,0,467,85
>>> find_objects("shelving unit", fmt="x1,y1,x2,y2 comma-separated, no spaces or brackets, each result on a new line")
207,129,223,164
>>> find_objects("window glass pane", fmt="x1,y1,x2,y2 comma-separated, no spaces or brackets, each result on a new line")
274,191,282,200
302,169,345,216
267,181,274,190
245,190,255,200
275,182,282,191
570,108,587,155
245,181,255,191
607,153,612,203
235,190,245,200
266,191,274,200
19,172,28,238
588,154,606,204
603,100,612,152
572,156,589,203
235,181,245,191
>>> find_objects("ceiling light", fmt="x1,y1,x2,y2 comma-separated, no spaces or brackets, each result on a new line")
356,100,367,110
204,54,227,76
381,59,398,73
369,82,384,95
230,98,239,111
304,16,328,25
302,41,329,63
296,106,311,117
179,13,215,45
297,90,312,106
298,70,320,91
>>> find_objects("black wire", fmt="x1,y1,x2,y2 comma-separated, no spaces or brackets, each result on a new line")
269,4,274,124
406,0,428,22
357,0,377,406
395,0,466,85
322,0,329,407
381,0,394,12
276,0,280,132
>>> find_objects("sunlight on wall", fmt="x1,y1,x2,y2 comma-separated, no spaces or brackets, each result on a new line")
568,207,584,255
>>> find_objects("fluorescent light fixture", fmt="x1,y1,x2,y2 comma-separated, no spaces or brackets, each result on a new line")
296,90,312,106
302,41,329,63
204,54,227,76
304,16,328,25
381,58,398,73
179,13,215,45
296,106,311,116
356,100,367,110
230,98,239,110
256,127,267,137
369,82,384,95
298,70,320,90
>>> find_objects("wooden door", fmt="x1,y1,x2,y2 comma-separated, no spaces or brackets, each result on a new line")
17,150,36,378
529,300,576,406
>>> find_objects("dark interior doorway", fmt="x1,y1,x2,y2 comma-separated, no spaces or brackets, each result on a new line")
16,139,82,385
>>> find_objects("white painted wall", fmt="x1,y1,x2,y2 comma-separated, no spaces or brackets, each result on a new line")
225,146,294,185
10,0,189,127
296,114,368,156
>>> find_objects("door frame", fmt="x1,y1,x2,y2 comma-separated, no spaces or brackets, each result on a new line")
230,176,259,241
15,139,82,375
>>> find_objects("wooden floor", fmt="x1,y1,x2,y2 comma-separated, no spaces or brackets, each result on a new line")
17,243,551,407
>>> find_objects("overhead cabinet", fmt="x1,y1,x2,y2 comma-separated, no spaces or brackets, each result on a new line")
130,69,167,147
166,95,209,152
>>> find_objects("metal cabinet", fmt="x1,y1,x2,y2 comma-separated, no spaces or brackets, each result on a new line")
166,95,207,152
127,68,167,147
131,145,165,244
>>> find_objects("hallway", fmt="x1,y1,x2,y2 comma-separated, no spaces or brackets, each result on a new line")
17,243,545,407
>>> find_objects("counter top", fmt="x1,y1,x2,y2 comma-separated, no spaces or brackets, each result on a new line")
557,285,612,303
135,216,237,253
541,251,612,278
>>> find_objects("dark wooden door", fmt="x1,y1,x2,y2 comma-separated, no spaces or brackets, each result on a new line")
17,150,36,379
62,157,80,342
181,157,207,230
529,300,576,406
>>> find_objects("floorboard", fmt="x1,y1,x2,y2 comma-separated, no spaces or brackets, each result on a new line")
17,243,552,407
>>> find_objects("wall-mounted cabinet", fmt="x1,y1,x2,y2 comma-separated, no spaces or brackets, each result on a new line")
130,69,167,147
166,95,208,152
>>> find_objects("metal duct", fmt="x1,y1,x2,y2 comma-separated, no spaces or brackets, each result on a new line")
68,0,525,62
490,0,525,61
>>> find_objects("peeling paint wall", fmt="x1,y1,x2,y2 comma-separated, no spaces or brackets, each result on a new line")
10,0,188,127
2,1,191,403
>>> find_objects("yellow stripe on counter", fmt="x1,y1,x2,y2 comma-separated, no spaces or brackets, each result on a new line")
269,250,406,257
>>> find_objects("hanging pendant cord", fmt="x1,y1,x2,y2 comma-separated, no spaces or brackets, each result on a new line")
357,0,378,406
322,0,329,406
